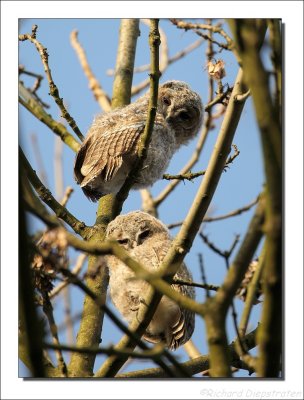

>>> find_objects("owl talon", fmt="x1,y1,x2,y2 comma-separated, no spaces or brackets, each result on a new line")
139,297,148,307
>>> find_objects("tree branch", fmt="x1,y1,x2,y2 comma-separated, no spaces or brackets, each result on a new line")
64,231,202,316
19,147,90,239
154,113,212,206
170,19,233,49
70,30,112,112
235,248,265,370
162,143,240,181
19,82,81,153
117,326,258,378
19,24,84,142
113,19,161,216
68,18,141,377
167,195,259,229
57,263,184,377
111,19,140,108
229,19,282,377
19,181,46,377
41,293,67,376
203,194,265,377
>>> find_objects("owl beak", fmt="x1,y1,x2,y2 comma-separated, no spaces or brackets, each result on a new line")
131,240,137,249
166,115,174,124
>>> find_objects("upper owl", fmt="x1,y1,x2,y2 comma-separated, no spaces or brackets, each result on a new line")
74,80,203,201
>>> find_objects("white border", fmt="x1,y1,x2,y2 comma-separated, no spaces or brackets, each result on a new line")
1,1,303,399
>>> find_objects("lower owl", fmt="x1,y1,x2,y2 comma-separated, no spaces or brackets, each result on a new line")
105,211,195,350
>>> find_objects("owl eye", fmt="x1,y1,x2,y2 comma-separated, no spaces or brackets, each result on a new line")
163,97,171,106
179,111,190,121
117,238,129,246
138,229,150,241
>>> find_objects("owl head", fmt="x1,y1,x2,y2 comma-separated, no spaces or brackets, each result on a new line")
106,211,170,250
158,80,203,147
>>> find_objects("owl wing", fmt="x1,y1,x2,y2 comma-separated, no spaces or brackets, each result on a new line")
140,242,195,350
169,276,195,350
74,123,144,187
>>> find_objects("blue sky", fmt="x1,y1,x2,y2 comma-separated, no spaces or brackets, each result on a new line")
18,18,266,378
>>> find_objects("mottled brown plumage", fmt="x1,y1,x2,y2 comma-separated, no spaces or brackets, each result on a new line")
105,211,195,350
74,81,203,201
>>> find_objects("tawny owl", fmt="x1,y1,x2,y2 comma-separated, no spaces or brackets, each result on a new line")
74,81,203,201
105,211,195,350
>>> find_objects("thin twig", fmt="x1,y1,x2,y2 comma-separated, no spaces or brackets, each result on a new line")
19,82,81,153
154,116,212,206
113,19,161,216
170,19,233,48
68,18,141,378
204,195,259,222
45,342,166,359
19,65,44,93
49,254,87,299
140,189,158,218
235,249,265,370
229,18,282,378
161,144,240,182
54,135,64,199
19,24,84,142
173,277,219,292
58,265,185,378
127,38,203,75
204,85,232,112
154,32,216,207
60,186,74,207
194,29,231,51
167,195,259,228
19,65,50,108
70,30,111,112
130,22,203,99
53,127,74,344
198,253,210,298
201,230,245,355
117,326,258,378
30,133,49,187
41,293,67,376
19,147,90,239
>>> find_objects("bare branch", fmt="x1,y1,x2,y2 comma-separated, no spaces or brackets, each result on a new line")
111,19,140,108
41,293,67,376
70,30,112,112
30,133,49,187
60,186,74,207
117,326,258,378
45,342,166,359
19,147,90,239
170,19,233,49
113,19,161,216
19,25,84,142
19,82,81,153
49,254,87,299
57,263,183,377
167,195,259,228
154,117,212,206
128,38,203,75
229,19,282,377
161,143,240,182
69,18,141,378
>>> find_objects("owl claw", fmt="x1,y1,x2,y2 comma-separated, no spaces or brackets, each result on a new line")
139,297,148,307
